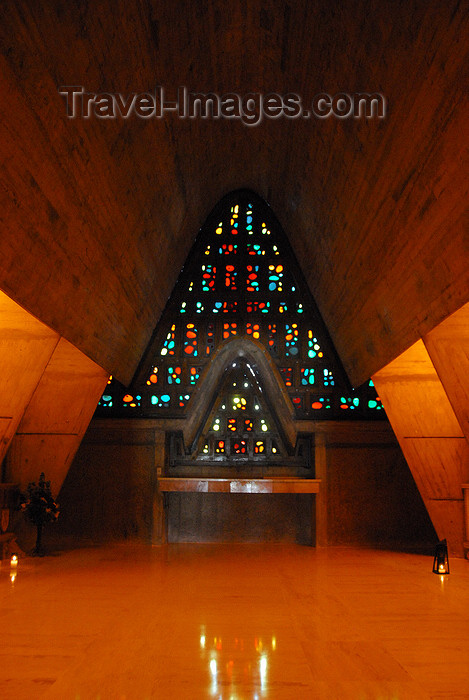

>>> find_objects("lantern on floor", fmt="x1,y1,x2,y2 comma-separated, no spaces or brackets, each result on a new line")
432,539,450,575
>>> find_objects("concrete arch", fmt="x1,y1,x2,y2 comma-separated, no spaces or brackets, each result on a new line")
182,337,297,453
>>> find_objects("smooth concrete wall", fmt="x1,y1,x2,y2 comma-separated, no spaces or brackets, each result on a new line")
373,333,469,556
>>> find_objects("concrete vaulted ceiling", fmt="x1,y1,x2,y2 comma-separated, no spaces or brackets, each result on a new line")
0,0,467,388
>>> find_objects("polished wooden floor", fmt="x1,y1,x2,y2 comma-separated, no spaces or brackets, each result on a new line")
1,544,468,699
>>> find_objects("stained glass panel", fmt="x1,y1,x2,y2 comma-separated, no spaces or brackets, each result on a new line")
96,191,384,422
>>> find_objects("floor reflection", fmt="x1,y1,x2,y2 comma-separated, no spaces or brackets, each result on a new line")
200,625,276,698
2,544,468,699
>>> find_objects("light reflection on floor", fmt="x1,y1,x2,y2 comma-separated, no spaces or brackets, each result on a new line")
1,543,468,699
200,625,274,698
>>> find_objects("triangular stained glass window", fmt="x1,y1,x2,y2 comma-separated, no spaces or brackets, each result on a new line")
96,191,384,419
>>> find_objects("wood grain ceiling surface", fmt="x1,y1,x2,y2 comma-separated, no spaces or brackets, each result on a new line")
0,0,467,386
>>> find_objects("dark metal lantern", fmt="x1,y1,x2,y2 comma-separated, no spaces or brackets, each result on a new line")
432,538,450,575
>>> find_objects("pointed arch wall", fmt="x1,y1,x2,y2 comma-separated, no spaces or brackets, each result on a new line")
54,190,437,550
182,337,296,452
